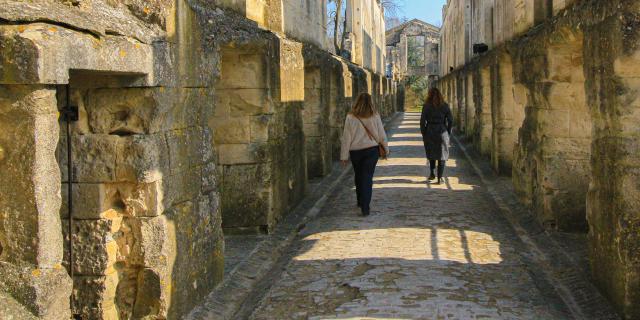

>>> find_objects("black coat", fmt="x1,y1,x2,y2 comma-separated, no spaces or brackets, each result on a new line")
420,103,453,160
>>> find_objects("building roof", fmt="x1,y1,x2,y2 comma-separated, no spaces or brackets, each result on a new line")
386,19,440,46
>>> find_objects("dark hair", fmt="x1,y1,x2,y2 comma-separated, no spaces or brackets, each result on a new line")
351,92,377,118
425,87,444,108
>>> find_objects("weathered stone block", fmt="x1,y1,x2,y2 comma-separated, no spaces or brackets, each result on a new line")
211,117,251,144
164,194,223,318
218,50,266,89
512,84,529,111
64,218,121,276
182,87,213,129
72,273,119,320
139,216,173,268
547,82,586,110
201,161,218,194
250,115,271,143
56,135,69,183
165,129,190,175
109,0,174,29
279,39,304,102
150,40,179,87
0,27,40,84
0,23,155,85
303,122,323,137
217,143,265,165
267,101,307,226
588,147,640,319
231,89,271,117
614,51,640,78
221,164,270,228
187,126,209,168
537,109,570,137
163,168,200,207
540,137,591,160
85,87,176,135
568,111,592,138
60,183,121,220
0,291,38,320
0,85,63,268
71,135,118,183
115,134,168,183
61,181,164,219
552,0,576,15
132,268,166,318
0,1,163,43
0,264,72,320
538,157,590,231
304,69,322,89
215,88,271,118
118,181,165,218
548,53,577,82
305,136,331,179
200,127,216,165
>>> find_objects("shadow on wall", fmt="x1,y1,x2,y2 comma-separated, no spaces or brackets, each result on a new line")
512,27,590,232
213,38,307,235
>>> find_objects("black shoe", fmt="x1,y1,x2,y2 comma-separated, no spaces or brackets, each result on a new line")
428,173,436,181
361,209,370,216
436,177,443,185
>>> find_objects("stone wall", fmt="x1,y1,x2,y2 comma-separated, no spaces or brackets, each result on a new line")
437,1,640,318
0,0,225,318
0,0,395,318
346,0,387,74
441,0,579,75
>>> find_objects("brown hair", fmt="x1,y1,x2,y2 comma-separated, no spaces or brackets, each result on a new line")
425,87,444,108
350,92,377,118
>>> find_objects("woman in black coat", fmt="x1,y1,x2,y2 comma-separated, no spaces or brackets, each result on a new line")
420,88,453,184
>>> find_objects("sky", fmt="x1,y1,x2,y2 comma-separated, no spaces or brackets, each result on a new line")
394,0,447,27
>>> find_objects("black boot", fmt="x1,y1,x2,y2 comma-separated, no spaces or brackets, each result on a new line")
428,159,436,181
436,161,446,185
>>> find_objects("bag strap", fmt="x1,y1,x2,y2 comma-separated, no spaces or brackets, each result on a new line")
355,116,380,144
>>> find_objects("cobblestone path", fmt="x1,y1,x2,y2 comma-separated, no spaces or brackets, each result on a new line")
246,113,571,319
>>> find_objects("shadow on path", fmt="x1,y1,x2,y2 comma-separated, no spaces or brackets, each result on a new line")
242,113,572,320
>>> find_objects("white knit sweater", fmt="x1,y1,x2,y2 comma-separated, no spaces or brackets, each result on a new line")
340,113,390,161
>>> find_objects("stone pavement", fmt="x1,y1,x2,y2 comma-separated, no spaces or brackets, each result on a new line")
243,113,573,319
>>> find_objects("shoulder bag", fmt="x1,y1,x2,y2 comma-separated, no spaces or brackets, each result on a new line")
355,116,387,160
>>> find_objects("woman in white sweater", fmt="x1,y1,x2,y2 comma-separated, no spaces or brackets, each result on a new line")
340,93,390,216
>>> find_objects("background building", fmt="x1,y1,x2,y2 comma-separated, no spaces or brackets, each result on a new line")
386,19,440,109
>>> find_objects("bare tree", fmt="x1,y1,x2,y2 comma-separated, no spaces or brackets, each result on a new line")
327,0,346,54
380,0,402,18
333,0,344,54
328,0,403,55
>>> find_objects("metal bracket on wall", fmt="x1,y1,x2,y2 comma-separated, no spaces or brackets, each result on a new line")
61,105,79,122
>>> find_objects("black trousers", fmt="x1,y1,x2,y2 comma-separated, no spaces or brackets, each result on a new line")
429,159,446,178
350,146,379,214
